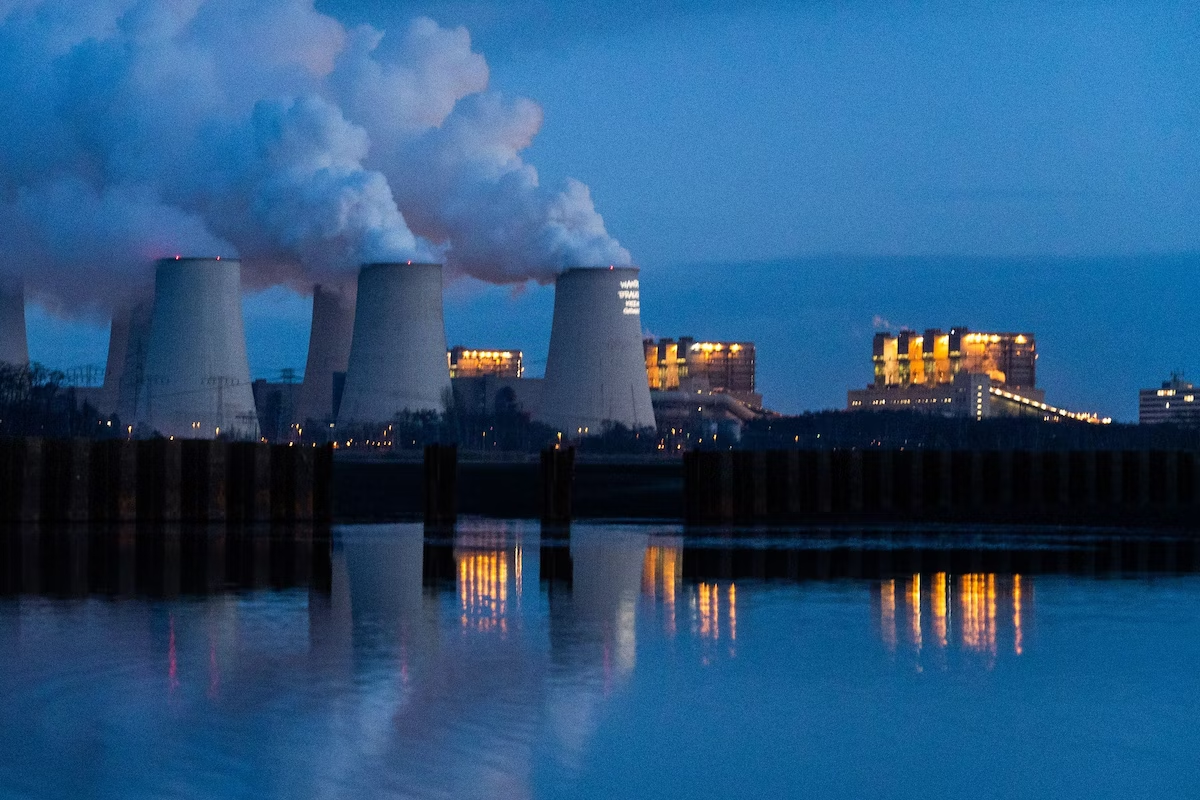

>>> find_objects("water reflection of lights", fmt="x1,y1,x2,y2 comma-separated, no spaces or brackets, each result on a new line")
932,572,949,648
878,573,1030,665
457,550,510,633
1013,574,1024,656
693,582,738,647
642,545,681,637
880,579,897,652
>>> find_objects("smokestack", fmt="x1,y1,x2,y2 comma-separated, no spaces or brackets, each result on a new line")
536,267,655,435
0,278,29,366
337,262,451,427
137,257,258,439
296,282,357,426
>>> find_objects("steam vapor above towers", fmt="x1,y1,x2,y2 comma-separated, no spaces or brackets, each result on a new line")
0,1,630,313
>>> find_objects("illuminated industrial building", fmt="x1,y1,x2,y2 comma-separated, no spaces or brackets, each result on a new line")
644,337,759,407
871,328,1036,390
849,326,1108,423
1139,375,1200,425
448,347,523,379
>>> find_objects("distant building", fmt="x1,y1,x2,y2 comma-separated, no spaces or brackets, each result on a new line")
252,378,300,442
448,347,523,379
849,326,1106,423
871,327,1036,390
644,337,760,407
1139,375,1200,425
452,376,542,418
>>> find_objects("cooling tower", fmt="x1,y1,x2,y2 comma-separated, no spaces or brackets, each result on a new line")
0,277,29,366
536,267,655,434
137,257,258,439
337,262,451,426
97,302,151,417
296,281,356,425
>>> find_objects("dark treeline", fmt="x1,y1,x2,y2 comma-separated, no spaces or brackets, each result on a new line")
0,363,112,439
325,408,660,456
740,411,1200,451
10,361,1197,455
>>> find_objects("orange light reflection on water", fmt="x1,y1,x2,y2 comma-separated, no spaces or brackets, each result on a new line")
879,573,1029,665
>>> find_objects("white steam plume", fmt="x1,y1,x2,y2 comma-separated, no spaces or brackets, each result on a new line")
0,0,629,312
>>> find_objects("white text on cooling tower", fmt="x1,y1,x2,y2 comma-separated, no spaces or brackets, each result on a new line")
619,280,640,315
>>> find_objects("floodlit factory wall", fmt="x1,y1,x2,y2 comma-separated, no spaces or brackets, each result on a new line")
137,257,258,439
338,262,451,426
645,336,758,405
873,327,1037,390
537,267,656,434
448,346,523,378
0,277,28,366
297,282,356,426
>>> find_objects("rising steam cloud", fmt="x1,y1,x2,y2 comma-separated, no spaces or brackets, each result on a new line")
0,0,630,311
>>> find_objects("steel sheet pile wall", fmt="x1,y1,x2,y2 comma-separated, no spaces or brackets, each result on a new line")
685,449,1200,526
138,258,258,439
0,439,332,523
537,267,655,435
338,262,450,426
297,282,356,425
0,525,332,597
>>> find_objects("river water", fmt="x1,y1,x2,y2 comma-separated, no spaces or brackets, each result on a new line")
1,521,1198,799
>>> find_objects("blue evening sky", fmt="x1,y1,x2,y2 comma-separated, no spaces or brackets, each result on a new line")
29,1,1200,420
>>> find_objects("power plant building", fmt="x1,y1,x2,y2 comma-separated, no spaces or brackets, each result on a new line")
137,257,259,439
449,347,523,379
338,262,451,427
536,267,656,435
1139,375,1200,426
870,328,1037,390
849,326,1105,423
644,337,759,407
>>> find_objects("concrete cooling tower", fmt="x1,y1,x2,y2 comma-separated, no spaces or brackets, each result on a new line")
137,257,258,439
0,277,29,366
296,282,356,426
98,302,152,417
338,262,451,427
536,267,655,434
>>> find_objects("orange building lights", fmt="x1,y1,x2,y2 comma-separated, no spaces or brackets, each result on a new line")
644,336,758,406
872,327,1037,391
448,346,523,379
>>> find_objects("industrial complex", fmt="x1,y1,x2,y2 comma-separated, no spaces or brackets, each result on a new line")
8,259,1190,445
848,327,1107,424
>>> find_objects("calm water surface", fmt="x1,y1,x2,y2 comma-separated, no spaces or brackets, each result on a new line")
1,521,1199,799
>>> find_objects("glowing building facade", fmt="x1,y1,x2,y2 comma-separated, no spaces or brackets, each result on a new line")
448,347,523,379
871,328,1037,391
850,326,1106,423
644,337,759,407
